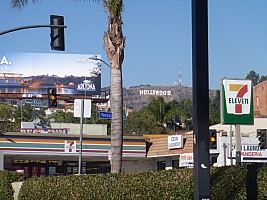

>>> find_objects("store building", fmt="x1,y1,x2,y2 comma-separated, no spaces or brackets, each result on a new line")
145,132,194,170
253,80,267,117
0,132,149,178
210,118,267,166
1,118,266,178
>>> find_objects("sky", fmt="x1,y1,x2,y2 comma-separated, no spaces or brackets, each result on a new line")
0,0,267,90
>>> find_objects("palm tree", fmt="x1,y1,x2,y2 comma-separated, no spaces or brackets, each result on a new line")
11,0,125,173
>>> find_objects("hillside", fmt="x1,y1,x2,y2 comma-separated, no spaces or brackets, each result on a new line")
123,85,217,110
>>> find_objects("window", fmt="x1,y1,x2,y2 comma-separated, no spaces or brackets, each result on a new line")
172,160,179,169
157,161,166,171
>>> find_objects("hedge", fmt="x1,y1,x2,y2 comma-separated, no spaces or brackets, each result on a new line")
0,170,23,200
16,165,267,200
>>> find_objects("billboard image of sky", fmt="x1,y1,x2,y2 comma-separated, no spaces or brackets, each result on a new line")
0,52,101,95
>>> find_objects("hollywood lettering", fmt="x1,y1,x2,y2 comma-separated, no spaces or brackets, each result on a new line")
139,90,171,96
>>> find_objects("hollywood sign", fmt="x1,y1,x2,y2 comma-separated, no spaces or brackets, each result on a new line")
139,90,172,96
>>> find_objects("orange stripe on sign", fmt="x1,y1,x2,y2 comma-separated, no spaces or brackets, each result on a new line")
229,84,244,91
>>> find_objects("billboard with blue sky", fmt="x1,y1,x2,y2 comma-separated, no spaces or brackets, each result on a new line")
0,52,101,95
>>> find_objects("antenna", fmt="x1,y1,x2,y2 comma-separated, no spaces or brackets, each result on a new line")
174,64,182,86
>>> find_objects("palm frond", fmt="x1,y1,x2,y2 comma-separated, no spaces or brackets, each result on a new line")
10,0,40,9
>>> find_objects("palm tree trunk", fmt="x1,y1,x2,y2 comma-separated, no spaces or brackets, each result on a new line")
104,10,125,173
110,66,123,173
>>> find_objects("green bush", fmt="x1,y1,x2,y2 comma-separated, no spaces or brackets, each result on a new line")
257,166,267,199
0,170,23,200
17,166,267,200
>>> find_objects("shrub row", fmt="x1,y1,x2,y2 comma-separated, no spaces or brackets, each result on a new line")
0,170,23,200
15,165,267,200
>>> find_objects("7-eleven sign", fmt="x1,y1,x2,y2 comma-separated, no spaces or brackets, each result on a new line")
64,140,77,153
221,79,254,125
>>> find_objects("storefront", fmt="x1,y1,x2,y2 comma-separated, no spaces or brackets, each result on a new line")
145,132,194,170
0,132,148,178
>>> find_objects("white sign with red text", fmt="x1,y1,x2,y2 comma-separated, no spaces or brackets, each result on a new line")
179,153,193,167
227,144,267,162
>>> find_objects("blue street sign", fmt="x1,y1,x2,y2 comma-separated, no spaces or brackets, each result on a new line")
99,112,127,120
123,113,127,120
99,111,112,119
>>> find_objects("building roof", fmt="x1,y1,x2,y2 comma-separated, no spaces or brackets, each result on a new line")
146,132,193,157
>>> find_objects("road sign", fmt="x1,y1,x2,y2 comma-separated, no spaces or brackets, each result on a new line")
74,99,91,118
123,113,126,120
99,111,112,119
99,112,127,120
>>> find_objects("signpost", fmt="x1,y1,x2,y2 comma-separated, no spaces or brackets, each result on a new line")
74,99,91,174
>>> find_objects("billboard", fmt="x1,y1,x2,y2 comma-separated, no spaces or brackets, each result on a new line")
221,79,254,125
0,52,101,95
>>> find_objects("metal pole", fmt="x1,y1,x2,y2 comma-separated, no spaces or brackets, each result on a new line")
0,25,66,36
223,143,227,166
235,125,241,165
230,125,233,165
192,0,210,199
0,150,3,170
20,99,23,128
78,99,84,174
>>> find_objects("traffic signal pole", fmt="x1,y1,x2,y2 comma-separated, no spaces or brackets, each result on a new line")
0,15,66,51
0,24,66,36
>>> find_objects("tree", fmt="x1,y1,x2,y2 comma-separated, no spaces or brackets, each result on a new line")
0,102,13,121
11,0,125,173
259,75,267,83
143,96,166,123
209,90,220,125
124,111,165,135
246,70,260,86
102,0,125,173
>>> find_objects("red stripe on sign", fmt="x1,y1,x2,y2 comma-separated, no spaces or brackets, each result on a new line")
235,85,248,113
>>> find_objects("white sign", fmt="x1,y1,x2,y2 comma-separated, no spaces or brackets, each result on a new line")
74,99,91,118
168,135,183,149
227,144,267,163
64,140,77,153
179,153,193,167
222,79,252,115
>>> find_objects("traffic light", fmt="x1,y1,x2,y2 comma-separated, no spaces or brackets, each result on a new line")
209,129,217,149
257,129,266,149
50,15,65,51
47,88,57,108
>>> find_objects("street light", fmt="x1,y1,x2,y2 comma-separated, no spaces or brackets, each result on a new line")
88,56,111,68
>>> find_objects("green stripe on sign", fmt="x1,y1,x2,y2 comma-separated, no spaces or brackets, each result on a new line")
0,142,63,149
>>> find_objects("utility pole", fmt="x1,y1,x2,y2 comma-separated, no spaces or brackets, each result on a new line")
192,0,211,199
